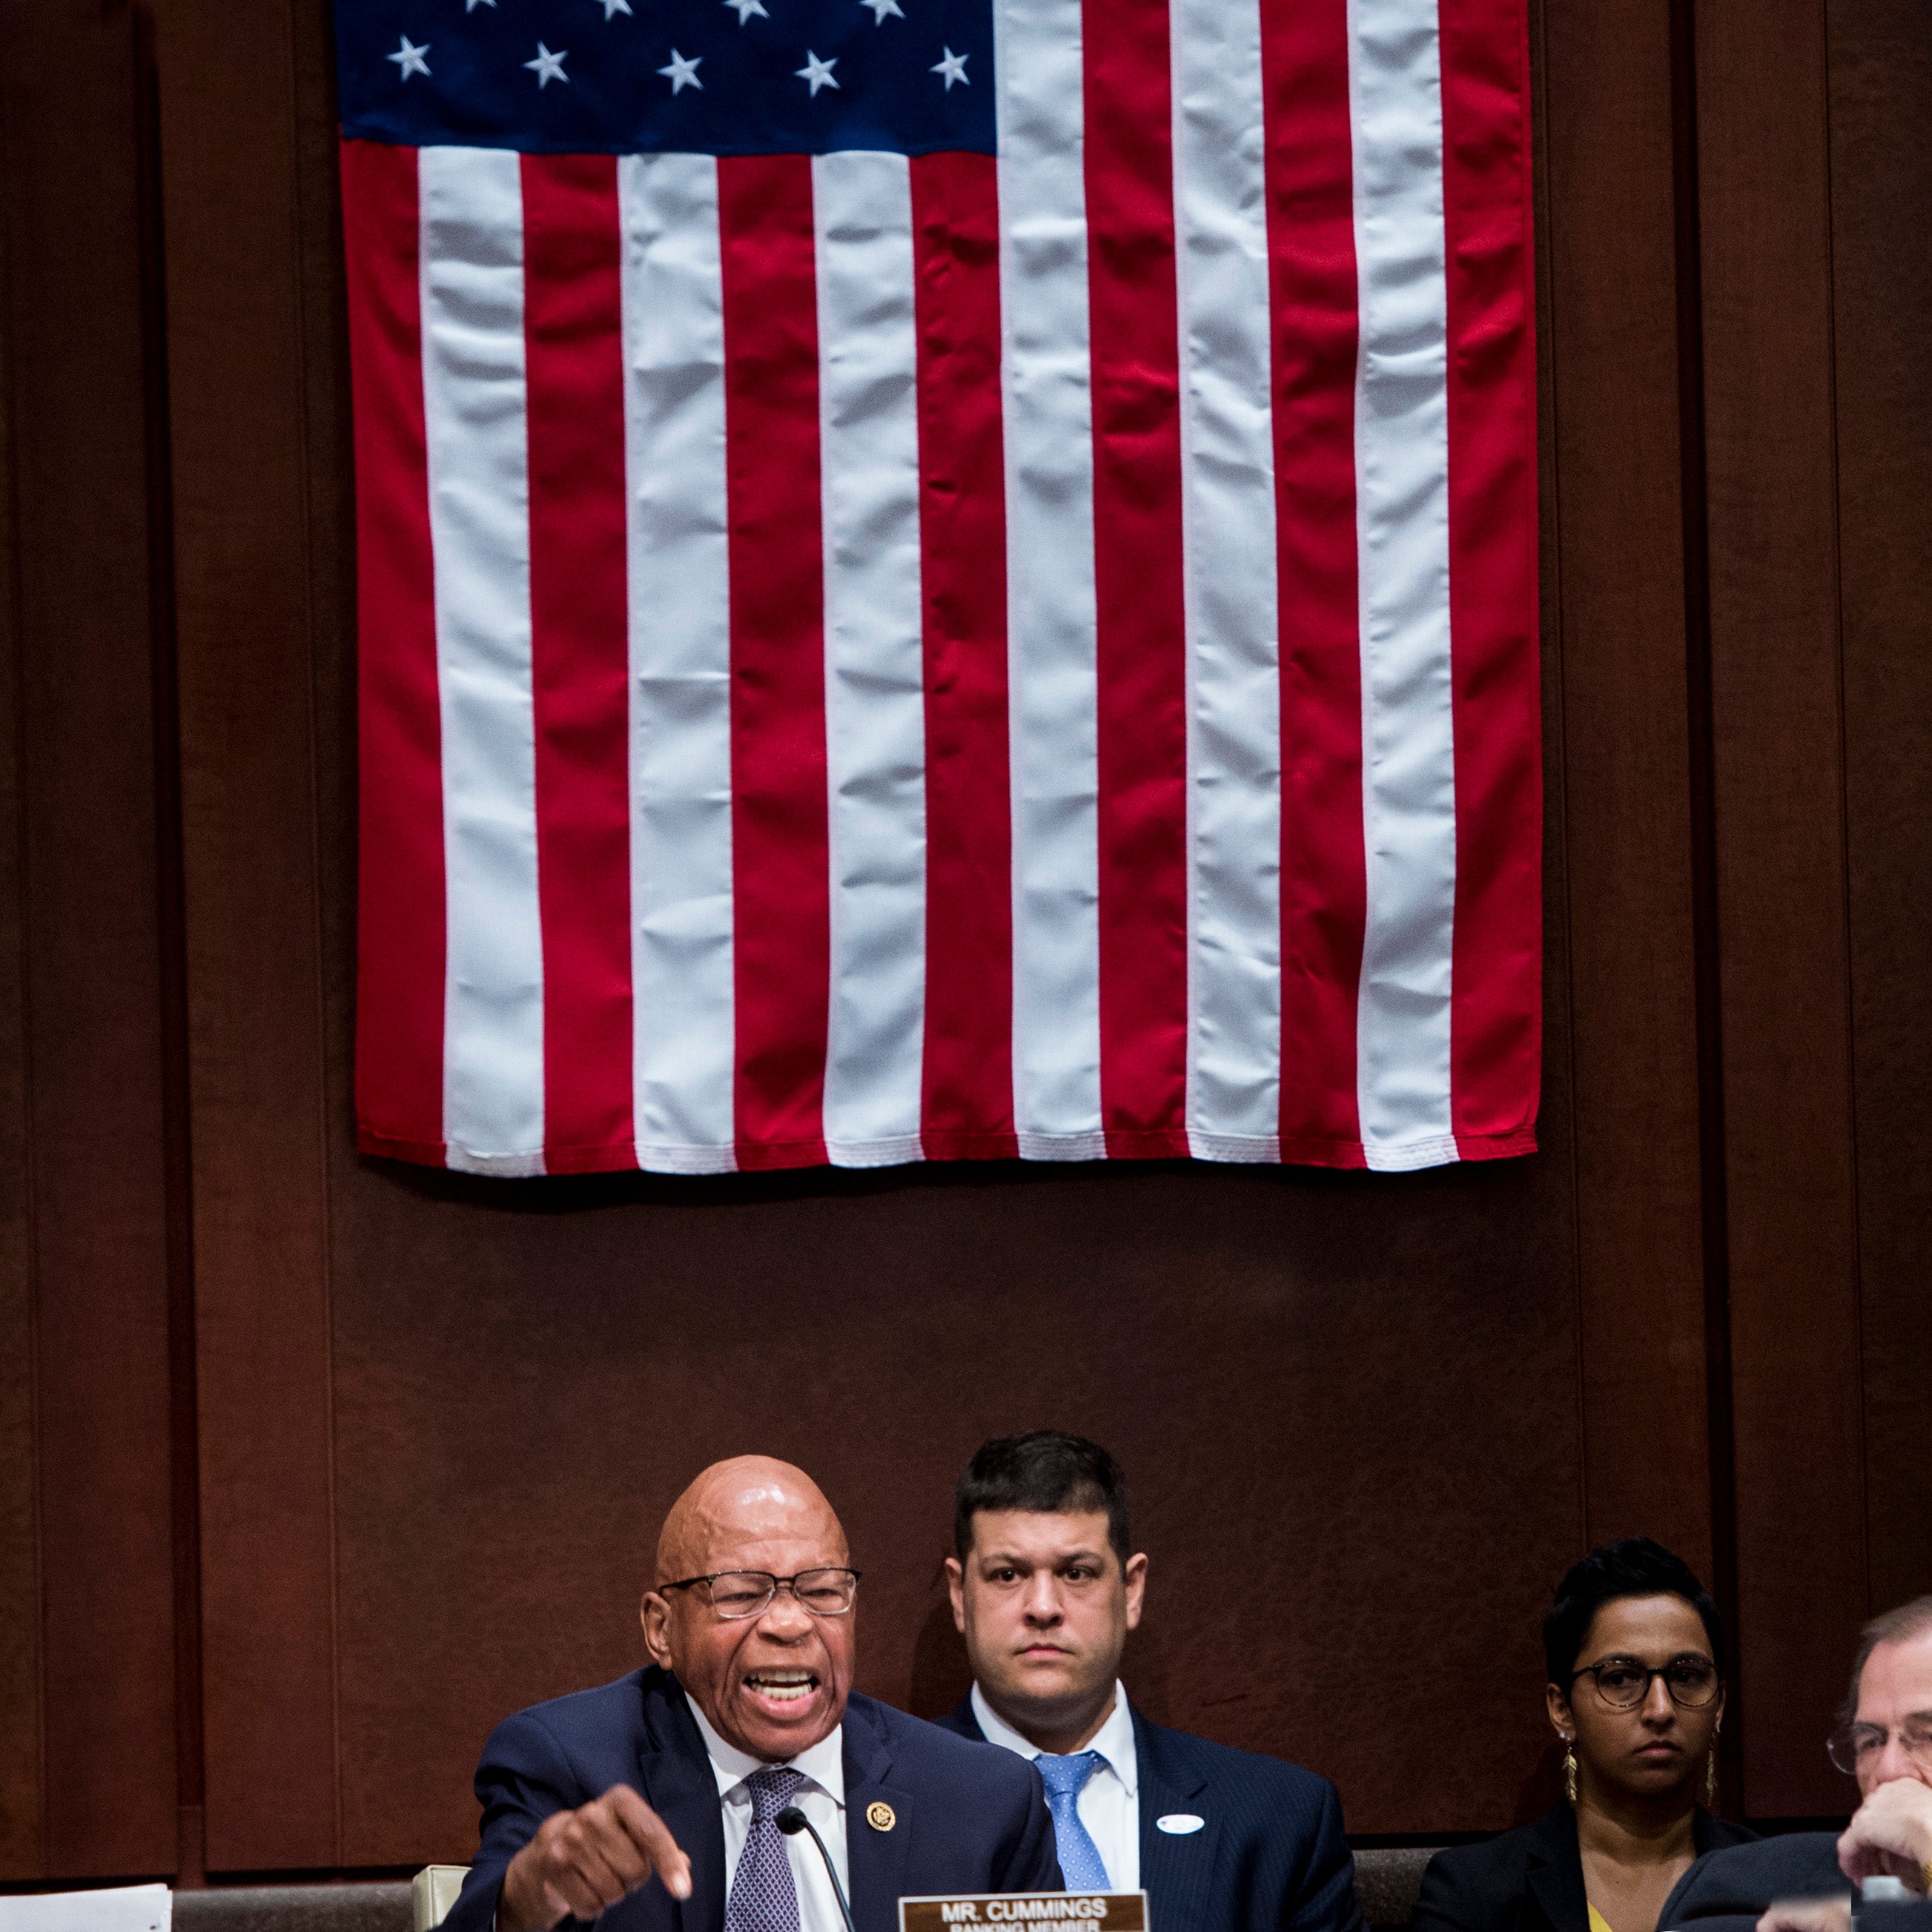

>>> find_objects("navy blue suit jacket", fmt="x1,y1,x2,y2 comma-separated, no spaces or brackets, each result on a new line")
938,1696,1363,1932
446,1668,1062,1932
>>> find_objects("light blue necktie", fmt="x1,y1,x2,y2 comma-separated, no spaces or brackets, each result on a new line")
1034,1750,1111,1890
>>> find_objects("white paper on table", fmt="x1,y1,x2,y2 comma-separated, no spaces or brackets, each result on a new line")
0,1883,170,1930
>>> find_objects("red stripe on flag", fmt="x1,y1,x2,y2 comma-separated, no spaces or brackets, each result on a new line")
910,153,1017,1159
520,155,636,1174
1085,0,1189,1157
718,156,831,1171
1440,0,1542,1159
343,139,448,1166
1261,0,1369,1165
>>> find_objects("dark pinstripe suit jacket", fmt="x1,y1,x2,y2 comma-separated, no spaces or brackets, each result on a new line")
939,1695,1364,1932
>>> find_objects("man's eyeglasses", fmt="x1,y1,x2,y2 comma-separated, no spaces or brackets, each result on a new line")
1827,1718,1932,1777
660,1568,861,1621
1569,1655,1721,1710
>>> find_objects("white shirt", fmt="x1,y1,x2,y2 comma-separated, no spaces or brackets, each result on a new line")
970,1680,1139,1890
689,1698,851,1932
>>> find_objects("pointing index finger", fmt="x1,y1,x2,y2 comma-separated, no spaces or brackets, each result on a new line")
608,1783,693,1900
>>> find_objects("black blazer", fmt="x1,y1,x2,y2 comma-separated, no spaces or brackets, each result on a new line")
937,1695,1363,1932
1415,1804,1758,1932
443,1667,1062,1932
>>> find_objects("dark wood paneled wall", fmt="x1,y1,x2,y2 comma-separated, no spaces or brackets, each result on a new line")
1535,0,1714,1582
0,0,188,1882
156,0,349,1871
0,0,1925,1885
1696,0,1869,1822
1830,0,1932,1631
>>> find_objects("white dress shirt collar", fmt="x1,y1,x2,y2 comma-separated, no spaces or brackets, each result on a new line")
687,1696,848,1809
970,1679,1138,1797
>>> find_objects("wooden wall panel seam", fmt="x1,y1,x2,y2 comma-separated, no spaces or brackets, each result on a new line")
1534,0,1598,1567
280,0,348,1864
1816,50,1876,1636
1,48,49,1871
24,810,46,1881
1662,0,1747,1789
128,0,213,1879
291,0,349,1839
19,841,47,1880
1526,0,1592,1566
0,113,51,1861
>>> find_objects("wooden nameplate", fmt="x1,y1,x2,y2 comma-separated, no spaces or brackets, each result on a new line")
900,1893,1148,1931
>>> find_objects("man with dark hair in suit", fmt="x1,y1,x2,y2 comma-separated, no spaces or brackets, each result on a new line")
936,1429,1363,1932
1661,1596,1932,1932
445,1455,1061,1932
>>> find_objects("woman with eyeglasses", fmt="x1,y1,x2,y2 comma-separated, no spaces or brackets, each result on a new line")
1413,1538,1756,1932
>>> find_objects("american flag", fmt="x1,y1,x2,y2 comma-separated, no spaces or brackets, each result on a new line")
338,0,1541,1178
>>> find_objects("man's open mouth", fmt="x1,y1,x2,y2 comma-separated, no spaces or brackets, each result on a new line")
745,1669,818,1704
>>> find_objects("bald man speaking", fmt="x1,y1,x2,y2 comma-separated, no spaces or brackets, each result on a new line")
444,1458,1062,1932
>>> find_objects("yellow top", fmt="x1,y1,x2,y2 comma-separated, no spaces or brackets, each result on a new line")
1587,1908,1616,1932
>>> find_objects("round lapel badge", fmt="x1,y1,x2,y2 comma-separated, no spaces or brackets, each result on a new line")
866,1801,897,1832
1157,1813,1205,1834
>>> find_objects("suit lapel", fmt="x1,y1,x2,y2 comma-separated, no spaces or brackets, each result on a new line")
1133,1711,1217,1931
1524,1807,1589,1932
845,1699,915,1932
636,1676,730,1932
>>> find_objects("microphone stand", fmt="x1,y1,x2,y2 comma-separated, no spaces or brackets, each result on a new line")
775,1804,859,1932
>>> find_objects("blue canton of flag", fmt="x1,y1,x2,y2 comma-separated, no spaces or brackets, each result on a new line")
335,0,996,155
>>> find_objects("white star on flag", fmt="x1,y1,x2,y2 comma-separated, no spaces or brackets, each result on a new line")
930,44,968,87
595,0,633,16
795,49,839,93
658,47,704,90
387,36,431,79
463,0,495,11
524,42,569,85
860,0,905,20
724,0,770,18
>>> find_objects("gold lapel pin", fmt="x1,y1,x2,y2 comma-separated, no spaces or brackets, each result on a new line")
866,1801,897,1832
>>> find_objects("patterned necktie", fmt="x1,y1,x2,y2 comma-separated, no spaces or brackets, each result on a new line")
725,1765,807,1932
1034,1751,1111,1890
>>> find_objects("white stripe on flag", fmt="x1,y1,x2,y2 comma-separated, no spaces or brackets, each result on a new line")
1348,0,1458,1168
1172,0,1284,1157
812,151,928,1166
995,0,1105,1157
618,153,739,1174
418,145,546,1176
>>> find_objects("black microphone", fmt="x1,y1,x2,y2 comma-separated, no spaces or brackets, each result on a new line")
775,1804,858,1932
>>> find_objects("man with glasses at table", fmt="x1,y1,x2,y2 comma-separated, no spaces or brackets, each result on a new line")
443,1456,1062,1932
1660,1596,1932,1932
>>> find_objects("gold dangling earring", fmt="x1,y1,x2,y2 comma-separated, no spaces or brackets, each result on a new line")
1564,1739,1578,1807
